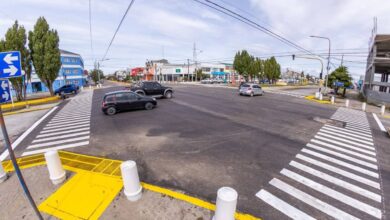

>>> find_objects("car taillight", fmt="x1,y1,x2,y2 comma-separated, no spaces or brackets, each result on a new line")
102,102,106,107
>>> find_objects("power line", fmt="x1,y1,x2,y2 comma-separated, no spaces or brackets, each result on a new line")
102,0,136,61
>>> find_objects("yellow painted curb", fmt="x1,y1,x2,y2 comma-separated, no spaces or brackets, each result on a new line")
1,96,60,110
305,95,332,104
3,106,54,116
2,151,261,220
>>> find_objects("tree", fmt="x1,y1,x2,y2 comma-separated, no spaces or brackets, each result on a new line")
328,66,352,96
90,69,104,84
233,50,252,81
263,57,280,84
28,17,61,96
195,69,207,80
0,21,32,101
248,57,263,82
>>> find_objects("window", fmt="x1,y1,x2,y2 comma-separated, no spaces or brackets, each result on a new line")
65,70,71,74
202,67,211,72
252,85,261,89
152,82,161,89
73,69,78,74
242,84,250,87
127,93,138,100
115,93,128,101
105,95,115,102
144,82,153,89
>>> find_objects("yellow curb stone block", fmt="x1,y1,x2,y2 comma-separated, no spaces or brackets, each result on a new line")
39,171,123,220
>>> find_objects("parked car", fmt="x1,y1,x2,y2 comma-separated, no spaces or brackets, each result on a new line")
102,91,157,115
201,78,213,84
128,81,173,98
239,83,264,97
54,84,79,96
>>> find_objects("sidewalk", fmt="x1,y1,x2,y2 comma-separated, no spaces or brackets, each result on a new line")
0,151,259,220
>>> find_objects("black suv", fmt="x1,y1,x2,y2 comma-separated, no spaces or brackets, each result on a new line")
129,81,173,99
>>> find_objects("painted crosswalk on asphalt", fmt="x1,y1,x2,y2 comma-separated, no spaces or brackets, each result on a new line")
256,107,383,219
265,90,305,98
21,90,93,156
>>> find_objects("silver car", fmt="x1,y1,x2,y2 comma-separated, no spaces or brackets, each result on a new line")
239,83,264,97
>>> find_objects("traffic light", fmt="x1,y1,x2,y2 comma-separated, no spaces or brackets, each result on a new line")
292,54,295,60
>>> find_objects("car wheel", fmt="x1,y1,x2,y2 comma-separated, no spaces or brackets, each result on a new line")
250,92,254,97
145,102,154,110
106,107,117,115
164,91,173,99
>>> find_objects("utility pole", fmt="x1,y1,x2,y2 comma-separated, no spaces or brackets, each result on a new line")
341,54,344,66
0,107,43,220
193,43,196,82
187,59,190,82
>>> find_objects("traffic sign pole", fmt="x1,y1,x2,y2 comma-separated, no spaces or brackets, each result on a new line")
0,106,43,220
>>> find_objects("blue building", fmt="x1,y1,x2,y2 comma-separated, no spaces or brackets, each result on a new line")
27,49,87,93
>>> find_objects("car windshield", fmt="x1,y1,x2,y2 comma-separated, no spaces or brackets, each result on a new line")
241,84,250,88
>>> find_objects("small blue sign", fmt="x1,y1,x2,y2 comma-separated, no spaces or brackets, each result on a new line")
0,80,11,103
334,81,345,87
0,51,22,78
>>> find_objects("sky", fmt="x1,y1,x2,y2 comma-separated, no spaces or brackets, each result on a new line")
1,0,390,80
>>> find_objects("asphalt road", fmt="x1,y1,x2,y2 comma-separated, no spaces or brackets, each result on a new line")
11,82,390,219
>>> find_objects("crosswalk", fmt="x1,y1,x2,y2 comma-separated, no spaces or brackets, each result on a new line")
21,90,93,156
265,90,305,98
256,107,383,219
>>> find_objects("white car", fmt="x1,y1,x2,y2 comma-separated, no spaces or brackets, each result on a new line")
239,83,264,97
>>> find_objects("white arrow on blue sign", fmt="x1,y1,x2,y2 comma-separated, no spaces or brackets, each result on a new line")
0,51,22,78
0,79,11,103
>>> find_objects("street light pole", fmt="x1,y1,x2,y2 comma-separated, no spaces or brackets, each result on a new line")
310,35,331,92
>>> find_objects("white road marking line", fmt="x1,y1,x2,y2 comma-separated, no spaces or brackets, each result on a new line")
36,127,90,138
290,161,381,202
345,124,371,132
46,119,90,127
296,154,380,189
28,136,90,149
301,148,379,178
40,124,90,133
314,136,375,154
306,143,378,170
345,125,371,134
49,116,91,123
43,121,90,130
310,139,377,162
281,169,381,219
32,131,90,143
317,132,373,146
320,128,373,142
372,113,387,132
52,113,91,120
332,118,369,127
332,115,368,122
0,106,58,161
256,190,315,220
324,125,371,136
22,141,89,156
269,178,360,220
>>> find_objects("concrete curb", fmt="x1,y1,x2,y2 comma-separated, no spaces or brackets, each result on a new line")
305,95,332,104
1,96,60,111
3,105,55,116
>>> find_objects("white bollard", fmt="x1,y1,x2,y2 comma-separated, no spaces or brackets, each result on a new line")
121,160,142,201
319,93,323,101
315,92,320,99
213,187,238,220
362,102,367,112
44,150,66,185
345,99,349,108
331,96,335,104
0,163,8,183
381,105,386,115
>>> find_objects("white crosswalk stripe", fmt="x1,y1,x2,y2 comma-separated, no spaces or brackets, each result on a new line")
256,107,383,219
21,90,92,156
265,90,305,98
